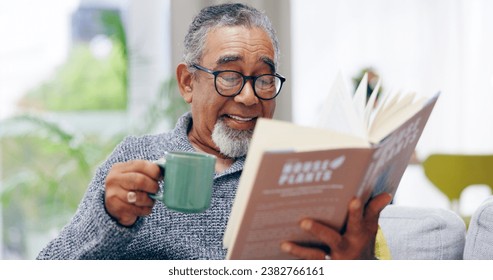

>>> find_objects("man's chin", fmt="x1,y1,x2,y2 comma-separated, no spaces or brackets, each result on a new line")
212,119,252,158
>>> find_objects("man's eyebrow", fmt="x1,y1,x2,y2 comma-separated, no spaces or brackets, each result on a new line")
215,54,276,72
261,56,276,72
216,55,242,65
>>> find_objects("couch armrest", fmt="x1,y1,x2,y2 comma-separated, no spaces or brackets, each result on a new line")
464,196,493,259
379,205,466,259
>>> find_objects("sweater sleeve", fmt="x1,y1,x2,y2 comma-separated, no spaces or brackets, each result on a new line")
36,137,148,260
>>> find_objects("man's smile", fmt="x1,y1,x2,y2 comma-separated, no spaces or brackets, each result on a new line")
223,114,258,130
226,114,255,122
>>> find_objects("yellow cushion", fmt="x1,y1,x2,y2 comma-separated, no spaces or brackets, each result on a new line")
375,226,392,260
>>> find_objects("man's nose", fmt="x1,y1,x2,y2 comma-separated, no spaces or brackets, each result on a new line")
233,79,259,106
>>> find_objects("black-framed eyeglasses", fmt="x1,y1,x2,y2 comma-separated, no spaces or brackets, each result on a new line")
191,64,286,100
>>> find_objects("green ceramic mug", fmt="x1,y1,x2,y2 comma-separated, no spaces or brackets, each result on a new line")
150,151,216,213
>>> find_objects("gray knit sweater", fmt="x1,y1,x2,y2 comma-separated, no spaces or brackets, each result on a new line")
37,113,245,259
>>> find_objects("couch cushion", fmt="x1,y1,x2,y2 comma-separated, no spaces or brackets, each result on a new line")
379,205,466,259
464,196,493,259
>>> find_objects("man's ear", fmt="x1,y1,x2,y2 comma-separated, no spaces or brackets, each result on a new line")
176,63,193,104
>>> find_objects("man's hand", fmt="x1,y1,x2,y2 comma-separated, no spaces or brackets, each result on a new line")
280,192,392,259
104,160,162,226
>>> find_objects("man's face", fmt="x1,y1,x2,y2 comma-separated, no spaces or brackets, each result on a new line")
185,26,277,158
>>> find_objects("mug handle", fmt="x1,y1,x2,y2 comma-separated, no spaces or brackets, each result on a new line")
149,158,166,200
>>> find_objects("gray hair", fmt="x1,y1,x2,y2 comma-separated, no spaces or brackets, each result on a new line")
183,3,280,70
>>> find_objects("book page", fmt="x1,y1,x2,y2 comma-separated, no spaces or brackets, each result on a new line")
368,92,427,143
353,72,368,121
373,91,416,124
315,73,367,140
358,94,439,202
364,79,381,127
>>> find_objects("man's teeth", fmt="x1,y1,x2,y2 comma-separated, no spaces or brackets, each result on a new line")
228,115,253,121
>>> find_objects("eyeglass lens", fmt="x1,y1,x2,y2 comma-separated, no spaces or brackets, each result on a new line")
215,71,281,99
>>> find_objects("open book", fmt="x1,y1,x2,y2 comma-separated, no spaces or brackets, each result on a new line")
223,73,440,260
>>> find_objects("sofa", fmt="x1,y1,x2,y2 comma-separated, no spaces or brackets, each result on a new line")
378,205,466,259
463,196,493,259
380,196,493,260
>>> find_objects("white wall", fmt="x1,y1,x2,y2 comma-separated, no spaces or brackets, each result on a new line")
127,0,172,132
291,0,493,158
291,0,493,211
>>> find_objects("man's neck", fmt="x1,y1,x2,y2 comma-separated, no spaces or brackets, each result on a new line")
189,140,234,173
214,156,235,173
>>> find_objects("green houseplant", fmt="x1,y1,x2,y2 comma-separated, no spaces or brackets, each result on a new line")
0,9,188,259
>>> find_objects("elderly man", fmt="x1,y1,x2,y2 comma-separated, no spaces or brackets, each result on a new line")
37,3,390,260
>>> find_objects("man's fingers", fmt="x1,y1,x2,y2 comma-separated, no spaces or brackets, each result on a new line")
104,160,162,227
105,198,138,226
365,192,392,223
106,184,155,207
345,193,391,233
299,219,341,248
281,194,392,260
280,241,327,260
105,195,154,226
345,197,364,233
130,205,154,217
126,190,156,207
112,160,162,181
106,171,160,194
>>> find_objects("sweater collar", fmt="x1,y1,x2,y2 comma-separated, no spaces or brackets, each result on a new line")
170,112,245,178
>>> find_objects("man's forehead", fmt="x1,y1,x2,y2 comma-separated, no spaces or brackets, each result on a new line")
203,26,275,69
215,54,275,70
